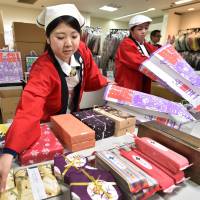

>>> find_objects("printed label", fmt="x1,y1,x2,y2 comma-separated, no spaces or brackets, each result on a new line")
132,155,152,170
146,139,168,151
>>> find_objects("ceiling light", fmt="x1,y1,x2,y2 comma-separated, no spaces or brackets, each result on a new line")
99,5,118,12
114,8,155,20
187,7,195,11
175,0,193,5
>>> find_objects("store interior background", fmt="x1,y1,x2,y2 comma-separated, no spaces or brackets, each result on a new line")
1,0,200,50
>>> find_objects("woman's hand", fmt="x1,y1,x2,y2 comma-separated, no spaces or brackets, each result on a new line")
167,35,175,45
0,154,13,192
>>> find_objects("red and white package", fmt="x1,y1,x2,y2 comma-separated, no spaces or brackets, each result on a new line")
120,149,176,193
135,137,190,173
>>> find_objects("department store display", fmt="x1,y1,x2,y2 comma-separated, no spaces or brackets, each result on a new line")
140,44,200,111
0,51,23,84
100,29,128,76
81,26,102,56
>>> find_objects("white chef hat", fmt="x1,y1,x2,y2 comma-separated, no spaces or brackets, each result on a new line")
128,15,152,29
36,4,85,30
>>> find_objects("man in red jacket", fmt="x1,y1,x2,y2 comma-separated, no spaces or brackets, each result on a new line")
115,15,157,93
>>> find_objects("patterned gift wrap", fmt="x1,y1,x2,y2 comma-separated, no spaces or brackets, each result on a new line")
73,110,115,140
140,44,200,110
96,150,152,194
0,51,23,84
135,137,190,173
120,149,176,193
96,149,159,200
0,123,10,148
69,167,122,200
54,152,88,184
19,124,64,165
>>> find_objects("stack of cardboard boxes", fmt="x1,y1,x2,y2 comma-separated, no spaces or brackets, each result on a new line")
13,22,46,73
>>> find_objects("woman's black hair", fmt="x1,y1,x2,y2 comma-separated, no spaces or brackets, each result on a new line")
44,15,81,51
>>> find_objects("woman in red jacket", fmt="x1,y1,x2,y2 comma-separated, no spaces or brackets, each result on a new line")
115,15,157,93
0,4,107,191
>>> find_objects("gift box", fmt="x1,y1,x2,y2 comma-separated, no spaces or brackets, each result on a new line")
138,121,200,185
14,164,61,200
73,109,115,140
51,114,95,151
69,167,122,200
94,106,136,136
0,51,23,84
19,124,64,165
135,137,190,173
120,148,176,193
104,84,195,129
140,44,200,111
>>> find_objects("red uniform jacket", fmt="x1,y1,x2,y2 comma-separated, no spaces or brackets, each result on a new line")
5,42,107,153
115,37,157,93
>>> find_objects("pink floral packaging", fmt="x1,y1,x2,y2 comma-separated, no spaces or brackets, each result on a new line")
19,124,64,165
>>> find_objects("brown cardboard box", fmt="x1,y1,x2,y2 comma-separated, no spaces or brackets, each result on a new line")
51,114,95,151
94,107,136,132
0,86,22,123
14,42,45,72
151,82,182,102
12,22,45,43
138,121,200,185
114,126,135,137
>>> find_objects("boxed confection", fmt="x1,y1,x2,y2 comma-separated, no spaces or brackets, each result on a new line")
73,109,115,140
140,44,200,111
138,121,200,184
51,114,95,151
94,106,136,136
104,84,195,129
19,124,64,165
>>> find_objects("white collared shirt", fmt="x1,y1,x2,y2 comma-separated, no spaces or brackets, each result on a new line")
55,55,81,113
135,40,150,57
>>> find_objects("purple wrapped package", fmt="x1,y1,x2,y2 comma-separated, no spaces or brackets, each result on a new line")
140,44,200,111
54,152,88,184
69,167,122,200
104,85,195,129
0,51,23,84
72,110,115,140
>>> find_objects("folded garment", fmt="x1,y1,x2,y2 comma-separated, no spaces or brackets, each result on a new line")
120,149,176,192
135,137,190,173
69,167,122,200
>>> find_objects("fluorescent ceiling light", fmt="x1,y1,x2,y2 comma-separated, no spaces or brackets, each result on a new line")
114,8,155,20
175,0,193,5
99,5,118,12
188,7,194,11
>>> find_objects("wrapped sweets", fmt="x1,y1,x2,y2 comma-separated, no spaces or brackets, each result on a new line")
73,110,115,140
93,106,136,136
120,149,176,193
14,164,61,199
96,150,150,194
96,149,159,200
135,137,190,173
19,124,64,165
0,169,18,200
54,152,88,184
68,167,122,200
133,148,186,184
